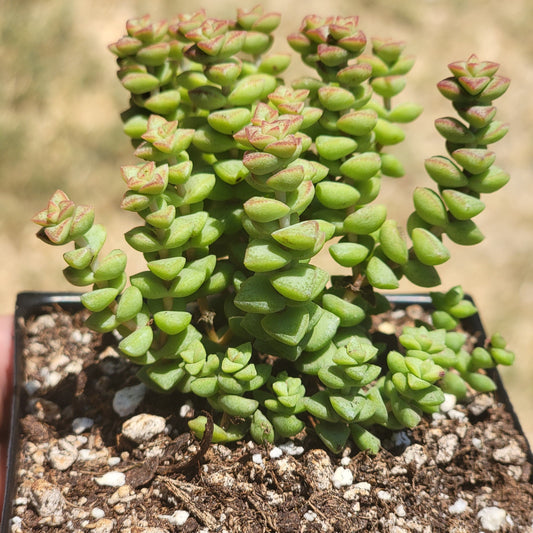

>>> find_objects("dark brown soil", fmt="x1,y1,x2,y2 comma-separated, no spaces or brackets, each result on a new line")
5,304,533,532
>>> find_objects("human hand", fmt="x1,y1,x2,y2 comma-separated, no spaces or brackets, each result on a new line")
0,315,14,518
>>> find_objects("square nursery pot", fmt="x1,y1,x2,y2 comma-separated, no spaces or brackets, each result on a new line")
2,291,532,532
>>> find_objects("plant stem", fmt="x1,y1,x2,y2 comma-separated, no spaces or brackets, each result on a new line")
198,296,233,347
275,191,290,228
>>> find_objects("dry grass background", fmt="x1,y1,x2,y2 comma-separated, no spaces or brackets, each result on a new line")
1,0,532,442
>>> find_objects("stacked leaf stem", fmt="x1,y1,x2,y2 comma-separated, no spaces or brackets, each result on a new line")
34,8,513,454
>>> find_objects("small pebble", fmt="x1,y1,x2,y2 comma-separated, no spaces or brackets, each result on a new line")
472,437,482,450
94,472,126,487
31,398,60,422
44,370,62,388
70,330,92,345
92,518,114,533
122,413,166,443
179,401,194,418
492,441,526,465
436,434,459,465
269,447,283,459
266,490,284,506
79,449,97,461
402,444,428,469
24,380,41,396
72,417,94,434
353,482,371,495
432,412,446,423
107,485,135,505
29,479,64,518
395,504,406,517
377,490,392,501
390,465,408,475
49,353,70,370
447,409,467,422
468,394,494,416
73,435,88,446
108,456,121,467
392,431,411,448
159,510,190,526
48,439,78,471
304,511,317,522
332,466,353,489
477,506,507,531
340,456,351,466
64,360,83,375
455,424,468,439
377,321,396,335
113,384,147,417
440,393,457,413
28,314,56,333
91,507,106,519
304,449,333,491
449,498,468,515
252,453,263,465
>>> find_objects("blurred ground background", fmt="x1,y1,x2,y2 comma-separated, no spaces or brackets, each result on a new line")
1,0,532,443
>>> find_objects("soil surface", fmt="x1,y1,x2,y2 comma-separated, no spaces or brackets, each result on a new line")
5,304,533,532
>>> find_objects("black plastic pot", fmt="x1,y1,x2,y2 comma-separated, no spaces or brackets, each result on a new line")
1,291,532,530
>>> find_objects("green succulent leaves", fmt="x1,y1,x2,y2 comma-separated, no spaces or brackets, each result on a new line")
412,53,509,267
34,11,512,455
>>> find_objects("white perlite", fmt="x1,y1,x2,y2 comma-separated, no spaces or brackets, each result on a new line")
94,472,126,487
449,498,468,514
44,370,62,388
353,482,371,494
91,507,106,519
113,383,147,417
269,446,283,459
447,408,467,422
159,510,190,526
279,441,305,456
107,456,121,466
472,437,483,450
395,504,406,517
122,413,166,443
332,466,353,488
477,506,507,531
344,482,372,501
439,393,457,413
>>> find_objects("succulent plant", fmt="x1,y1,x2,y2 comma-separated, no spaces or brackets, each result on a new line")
33,8,514,454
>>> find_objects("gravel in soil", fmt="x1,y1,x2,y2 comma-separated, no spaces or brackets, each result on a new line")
5,305,533,532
